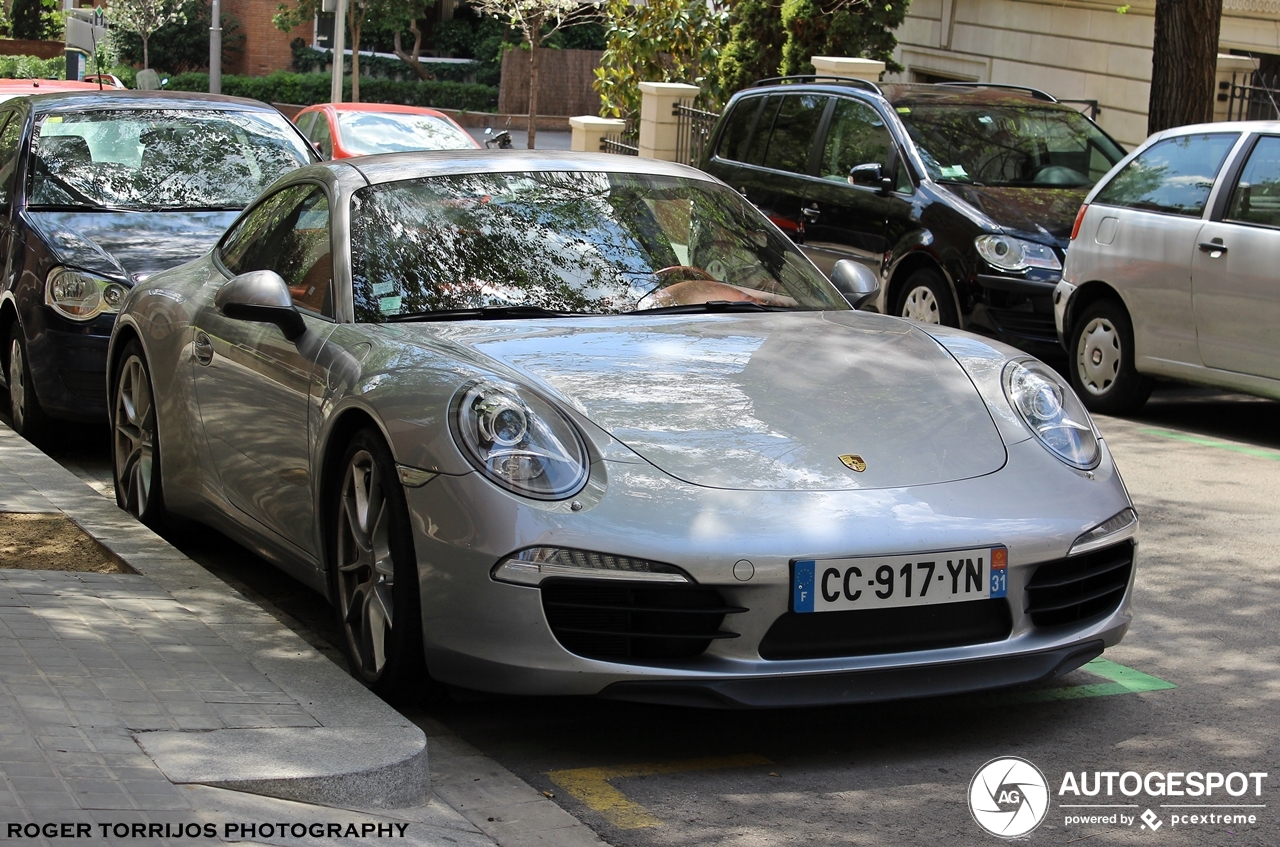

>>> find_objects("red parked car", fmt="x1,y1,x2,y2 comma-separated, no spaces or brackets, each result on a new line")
292,102,481,159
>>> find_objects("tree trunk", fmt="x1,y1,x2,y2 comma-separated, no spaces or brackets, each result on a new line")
393,21,433,81
349,4,363,103
1147,0,1224,136
527,18,542,150
142,35,149,71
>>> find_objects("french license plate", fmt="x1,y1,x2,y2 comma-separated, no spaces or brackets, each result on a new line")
792,546,1007,613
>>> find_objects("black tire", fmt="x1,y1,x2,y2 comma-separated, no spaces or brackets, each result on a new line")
7,325,47,440
111,340,168,528
1068,298,1154,415
894,267,958,327
330,428,438,704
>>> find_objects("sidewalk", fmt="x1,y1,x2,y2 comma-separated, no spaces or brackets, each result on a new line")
0,422,496,846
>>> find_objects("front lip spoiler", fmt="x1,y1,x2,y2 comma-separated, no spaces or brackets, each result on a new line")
597,639,1105,709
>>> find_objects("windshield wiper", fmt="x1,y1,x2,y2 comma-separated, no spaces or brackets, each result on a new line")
629,300,792,315
386,305,583,322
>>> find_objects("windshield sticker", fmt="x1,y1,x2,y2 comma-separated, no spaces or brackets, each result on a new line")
372,281,395,296
378,295,403,314
978,115,994,124
941,165,969,179
896,106,911,114
44,116,61,124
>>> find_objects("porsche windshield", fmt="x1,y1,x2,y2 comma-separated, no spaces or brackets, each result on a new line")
30,109,314,210
349,171,847,321
898,103,1125,187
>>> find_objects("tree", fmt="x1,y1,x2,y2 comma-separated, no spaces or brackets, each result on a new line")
110,0,185,70
115,0,244,73
1147,0,1223,135
276,0,433,100
9,0,61,41
717,0,906,96
471,0,599,148
594,0,728,119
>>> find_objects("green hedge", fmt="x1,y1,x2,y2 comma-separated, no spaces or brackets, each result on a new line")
0,55,64,79
164,71,498,111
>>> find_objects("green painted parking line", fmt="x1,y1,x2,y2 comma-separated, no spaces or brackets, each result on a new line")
1005,657,1176,704
1142,428,1280,461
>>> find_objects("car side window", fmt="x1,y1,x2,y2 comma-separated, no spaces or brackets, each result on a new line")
0,111,22,207
1094,133,1239,218
714,97,762,163
219,184,334,318
1225,136,1280,229
309,115,333,158
820,98,895,180
758,94,828,175
294,111,316,137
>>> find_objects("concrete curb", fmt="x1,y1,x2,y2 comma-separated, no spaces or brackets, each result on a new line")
0,424,430,809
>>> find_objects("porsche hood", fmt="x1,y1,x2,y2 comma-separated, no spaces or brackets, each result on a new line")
412,311,1008,491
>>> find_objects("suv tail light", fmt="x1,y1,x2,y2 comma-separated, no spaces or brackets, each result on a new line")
1070,204,1089,241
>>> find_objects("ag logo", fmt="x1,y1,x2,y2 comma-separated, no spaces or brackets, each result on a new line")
968,756,1050,838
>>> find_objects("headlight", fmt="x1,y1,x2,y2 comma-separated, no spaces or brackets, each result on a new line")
44,268,129,321
452,379,589,499
974,234,1062,272
1002,358,1099,469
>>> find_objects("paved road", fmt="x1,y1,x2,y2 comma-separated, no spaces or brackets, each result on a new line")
30,383,1280,846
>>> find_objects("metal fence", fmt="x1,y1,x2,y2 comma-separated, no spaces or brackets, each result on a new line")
673,100,720,166
601,119,639,156
1225,71,1280,121
1059,99,1101,121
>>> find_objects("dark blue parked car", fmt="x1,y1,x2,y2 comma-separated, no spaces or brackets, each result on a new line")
0,90,317,438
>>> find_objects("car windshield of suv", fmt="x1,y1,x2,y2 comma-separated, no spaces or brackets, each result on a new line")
337,111,476,154
897,103,1125,188
350,171,847,322
29,109,314,210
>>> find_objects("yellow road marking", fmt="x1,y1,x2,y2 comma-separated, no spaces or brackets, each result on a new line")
546,752,772,829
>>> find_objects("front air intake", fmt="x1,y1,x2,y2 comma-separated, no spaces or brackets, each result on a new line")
541,580,745,662
1024,540,1134,628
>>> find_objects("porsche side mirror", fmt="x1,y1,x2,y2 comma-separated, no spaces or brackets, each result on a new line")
215,270,306,341
830,260,881,310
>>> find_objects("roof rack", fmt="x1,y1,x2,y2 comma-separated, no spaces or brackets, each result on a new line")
752,75,883,96
934,82,1058,103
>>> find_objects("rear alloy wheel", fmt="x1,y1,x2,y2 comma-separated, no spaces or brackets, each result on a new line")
332,428,434,703
895,268,958,327
112,341,167,527
8,330,46,440
1069,298,1153,415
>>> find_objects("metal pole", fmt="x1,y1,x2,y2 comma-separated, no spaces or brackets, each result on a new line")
210,0,222,95
330,0,347,103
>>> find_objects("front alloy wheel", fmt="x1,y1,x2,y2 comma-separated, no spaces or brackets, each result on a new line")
900,285,941,323
332,429,431,702
112,342,165,525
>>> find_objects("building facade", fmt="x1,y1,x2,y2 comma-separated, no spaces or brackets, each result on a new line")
890,0,1280,147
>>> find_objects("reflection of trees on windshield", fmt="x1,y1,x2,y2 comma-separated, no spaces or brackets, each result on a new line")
30,110,312,210
349,171,845,322
899,102,1124,187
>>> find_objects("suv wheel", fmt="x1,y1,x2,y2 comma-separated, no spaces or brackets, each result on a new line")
895,268,957,327
1069,298,1153,415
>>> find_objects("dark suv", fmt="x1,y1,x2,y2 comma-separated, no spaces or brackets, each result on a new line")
700,78,1126,353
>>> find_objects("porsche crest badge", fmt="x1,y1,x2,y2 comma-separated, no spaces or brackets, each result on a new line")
839,454,867,472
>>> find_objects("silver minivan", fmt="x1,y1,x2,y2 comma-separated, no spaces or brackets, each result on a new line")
1055,121,1280,413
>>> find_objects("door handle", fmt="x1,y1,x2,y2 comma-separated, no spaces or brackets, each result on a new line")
1198,240,1227,255
193,331,213,366
802,206,821,220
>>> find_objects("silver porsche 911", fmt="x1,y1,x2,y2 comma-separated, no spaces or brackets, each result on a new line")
108,151,1137,707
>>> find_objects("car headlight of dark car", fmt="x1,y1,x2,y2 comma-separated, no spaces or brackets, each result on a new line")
452,378,589,499
974,234,1062,272
44,267,129,321
1002,358,1099,469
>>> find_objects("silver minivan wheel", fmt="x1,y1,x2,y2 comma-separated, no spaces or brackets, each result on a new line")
1074,316,1121,396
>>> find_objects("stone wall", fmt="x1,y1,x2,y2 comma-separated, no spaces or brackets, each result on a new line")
0,39,64,60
